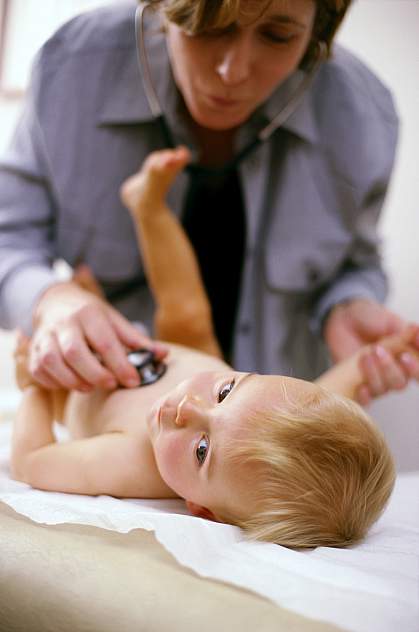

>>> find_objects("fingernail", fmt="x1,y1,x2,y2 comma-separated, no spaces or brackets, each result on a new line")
126,378,139,388
400,352,412,366
153,342,168,354
375,345,390,361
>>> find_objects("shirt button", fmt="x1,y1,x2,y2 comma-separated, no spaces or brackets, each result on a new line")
248,155,260,169
239,322,251,335
308,269,320,284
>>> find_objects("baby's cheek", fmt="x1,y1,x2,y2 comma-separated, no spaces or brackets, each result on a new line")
155,434,189,494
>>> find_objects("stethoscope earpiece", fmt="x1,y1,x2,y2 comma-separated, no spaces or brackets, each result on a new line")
316,41,328,62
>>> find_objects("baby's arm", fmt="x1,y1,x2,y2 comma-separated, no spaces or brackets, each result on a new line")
316,324,419,400
14,330,68,421
10,385,164,497
120,148,222,358
12,336,174,497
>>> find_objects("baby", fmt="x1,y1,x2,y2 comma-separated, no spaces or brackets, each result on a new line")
11,148,418,549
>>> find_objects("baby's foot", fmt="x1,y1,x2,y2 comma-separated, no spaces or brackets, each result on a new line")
120,146,190,219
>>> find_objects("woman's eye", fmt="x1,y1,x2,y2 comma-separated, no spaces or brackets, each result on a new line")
261,31,296,44
196,436,209,466
218,379,235,403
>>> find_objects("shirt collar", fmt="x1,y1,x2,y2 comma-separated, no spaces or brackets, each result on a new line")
98,13,319,145
97,12,172,126
258,69,319,144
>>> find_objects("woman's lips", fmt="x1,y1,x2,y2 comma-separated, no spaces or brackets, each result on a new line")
205,94,243,108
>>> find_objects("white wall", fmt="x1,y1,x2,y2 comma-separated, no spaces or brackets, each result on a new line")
337,1,419,472
0,1,108,391
1,0,106,92
0,1,418,469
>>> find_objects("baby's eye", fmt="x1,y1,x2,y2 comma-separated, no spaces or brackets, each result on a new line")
218,379,235,403
196,436,209,466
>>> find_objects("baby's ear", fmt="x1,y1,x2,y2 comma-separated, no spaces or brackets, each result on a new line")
185,501,218,522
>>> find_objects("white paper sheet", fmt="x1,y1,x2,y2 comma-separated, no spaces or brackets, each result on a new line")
0,416,418,632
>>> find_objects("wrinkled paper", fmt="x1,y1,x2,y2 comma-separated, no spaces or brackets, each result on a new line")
0,406,418,632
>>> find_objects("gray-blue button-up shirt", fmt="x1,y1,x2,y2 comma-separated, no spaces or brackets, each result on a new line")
0,1,398,380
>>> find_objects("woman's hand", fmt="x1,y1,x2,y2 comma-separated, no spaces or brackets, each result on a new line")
29,280,166,391
324,298,419,404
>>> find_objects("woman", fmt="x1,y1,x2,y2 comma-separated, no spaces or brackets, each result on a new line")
0,0,417,398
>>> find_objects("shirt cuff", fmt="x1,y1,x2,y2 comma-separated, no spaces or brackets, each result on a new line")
2,265,61,334
310,268,388,337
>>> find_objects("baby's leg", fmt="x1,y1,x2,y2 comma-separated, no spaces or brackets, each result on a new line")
120,148,222,357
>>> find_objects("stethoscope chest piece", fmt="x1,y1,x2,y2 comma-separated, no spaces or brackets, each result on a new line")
127,349,167,386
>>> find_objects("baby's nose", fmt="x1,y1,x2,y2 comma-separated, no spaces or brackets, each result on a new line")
174,394,203,427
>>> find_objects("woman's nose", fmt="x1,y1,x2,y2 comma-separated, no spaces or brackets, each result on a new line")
174,394,205,427
215,35,252,85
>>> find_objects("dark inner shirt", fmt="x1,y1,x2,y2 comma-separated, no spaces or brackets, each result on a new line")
182,169,246,361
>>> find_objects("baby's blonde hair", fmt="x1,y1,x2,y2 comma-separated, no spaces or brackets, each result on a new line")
224,383,395,549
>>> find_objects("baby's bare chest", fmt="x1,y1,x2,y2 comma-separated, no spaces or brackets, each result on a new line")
63,386,156,438
63,343,229,438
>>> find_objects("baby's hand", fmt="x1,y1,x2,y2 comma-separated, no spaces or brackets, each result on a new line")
357,323,419,404
14,330,36,391
120,146,191,220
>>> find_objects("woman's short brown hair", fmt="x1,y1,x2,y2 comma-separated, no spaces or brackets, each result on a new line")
149,0,352,68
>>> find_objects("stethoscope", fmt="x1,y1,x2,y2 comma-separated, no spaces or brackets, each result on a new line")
127,348,167,385
134,1,327,179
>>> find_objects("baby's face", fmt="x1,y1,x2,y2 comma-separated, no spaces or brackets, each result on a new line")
146,370,313,521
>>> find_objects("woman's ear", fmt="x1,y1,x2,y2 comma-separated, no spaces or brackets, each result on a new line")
185,501,218,522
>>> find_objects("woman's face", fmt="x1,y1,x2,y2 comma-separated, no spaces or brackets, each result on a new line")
165,0,316,131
